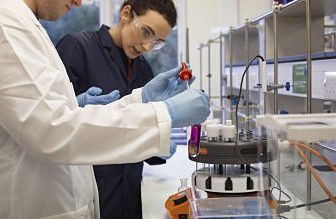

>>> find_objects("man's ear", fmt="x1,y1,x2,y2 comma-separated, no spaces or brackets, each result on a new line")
120,5,133,24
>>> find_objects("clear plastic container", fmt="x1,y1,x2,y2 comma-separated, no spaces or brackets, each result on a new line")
189,197,274,218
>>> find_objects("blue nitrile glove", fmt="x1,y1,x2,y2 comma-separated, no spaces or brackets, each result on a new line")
76,87,120,107
159,142,177,160
142,65,195,103
164,89,210,128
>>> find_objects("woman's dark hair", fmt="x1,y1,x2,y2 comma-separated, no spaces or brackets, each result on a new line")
120,0,177,27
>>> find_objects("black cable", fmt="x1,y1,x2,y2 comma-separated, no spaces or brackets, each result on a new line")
234,55,265,164
262,170,283,217
271,187,292,204
260,167,335,214
231,55,291,216
279,197,336,214
251,166,283,206
290,197,336,210
231,55,281,210
251,165,295,219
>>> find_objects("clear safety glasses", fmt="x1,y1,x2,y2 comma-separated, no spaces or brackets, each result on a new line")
132,11,166,51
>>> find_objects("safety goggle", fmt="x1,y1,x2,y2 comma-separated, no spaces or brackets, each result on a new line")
132,11,166,51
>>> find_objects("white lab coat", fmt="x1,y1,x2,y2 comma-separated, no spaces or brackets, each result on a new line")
0,0,171,218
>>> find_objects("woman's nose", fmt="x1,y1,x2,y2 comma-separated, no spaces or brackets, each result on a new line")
141,42,154,53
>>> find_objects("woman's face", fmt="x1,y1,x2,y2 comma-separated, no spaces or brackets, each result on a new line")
120,8,172,59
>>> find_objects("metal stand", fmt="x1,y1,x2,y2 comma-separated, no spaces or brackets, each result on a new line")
273,1,281,195
219,33,224,123
258,18,267,115
273,3,280,116
207,40,212,98
245,19,250,131
306,0,312,211
198,44,204,91
186,27,190,63
229,27,234,121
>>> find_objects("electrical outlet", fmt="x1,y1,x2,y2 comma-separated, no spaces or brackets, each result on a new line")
324,72,336,100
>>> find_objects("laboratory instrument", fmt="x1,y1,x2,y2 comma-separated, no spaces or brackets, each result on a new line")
166,118,277,218
166,56,277,219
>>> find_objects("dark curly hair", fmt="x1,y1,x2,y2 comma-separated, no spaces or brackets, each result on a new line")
120,0,177,27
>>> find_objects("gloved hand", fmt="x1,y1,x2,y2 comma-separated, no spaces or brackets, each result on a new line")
142,65,195,103
164,89,210,128
159,142,177,160
77,87,120,107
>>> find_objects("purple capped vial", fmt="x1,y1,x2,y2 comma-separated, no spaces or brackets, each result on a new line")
188,124,201,157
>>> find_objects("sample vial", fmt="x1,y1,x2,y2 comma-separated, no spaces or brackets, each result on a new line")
206,124,221,142
178,178,189,192
222,120,235,142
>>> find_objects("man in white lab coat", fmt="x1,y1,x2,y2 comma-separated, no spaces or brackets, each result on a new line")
0,0,210,218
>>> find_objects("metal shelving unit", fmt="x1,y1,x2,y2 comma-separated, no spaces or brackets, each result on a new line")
197,0,336,216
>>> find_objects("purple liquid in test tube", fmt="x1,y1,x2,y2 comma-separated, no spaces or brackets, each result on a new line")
188,124,201,157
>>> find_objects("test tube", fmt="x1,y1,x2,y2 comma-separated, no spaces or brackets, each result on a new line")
179,62,201,157
188,124,201,157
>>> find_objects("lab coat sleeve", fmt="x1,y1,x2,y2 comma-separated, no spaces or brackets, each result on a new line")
140,59,167,165
0,9,171,164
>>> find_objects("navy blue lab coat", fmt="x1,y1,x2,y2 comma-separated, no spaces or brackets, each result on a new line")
56,25,165,219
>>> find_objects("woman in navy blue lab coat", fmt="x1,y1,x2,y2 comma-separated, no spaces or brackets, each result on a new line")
56,0,178,218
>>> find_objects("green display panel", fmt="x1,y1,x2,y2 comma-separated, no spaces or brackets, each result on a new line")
292,64,307,94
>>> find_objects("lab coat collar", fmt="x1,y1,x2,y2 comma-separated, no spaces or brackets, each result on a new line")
18,0,57,51
96,25,127,63
97,25,115,49
19,0,44,28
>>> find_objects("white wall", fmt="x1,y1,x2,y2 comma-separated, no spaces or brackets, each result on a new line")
237,0,273,25
186,0,236,92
